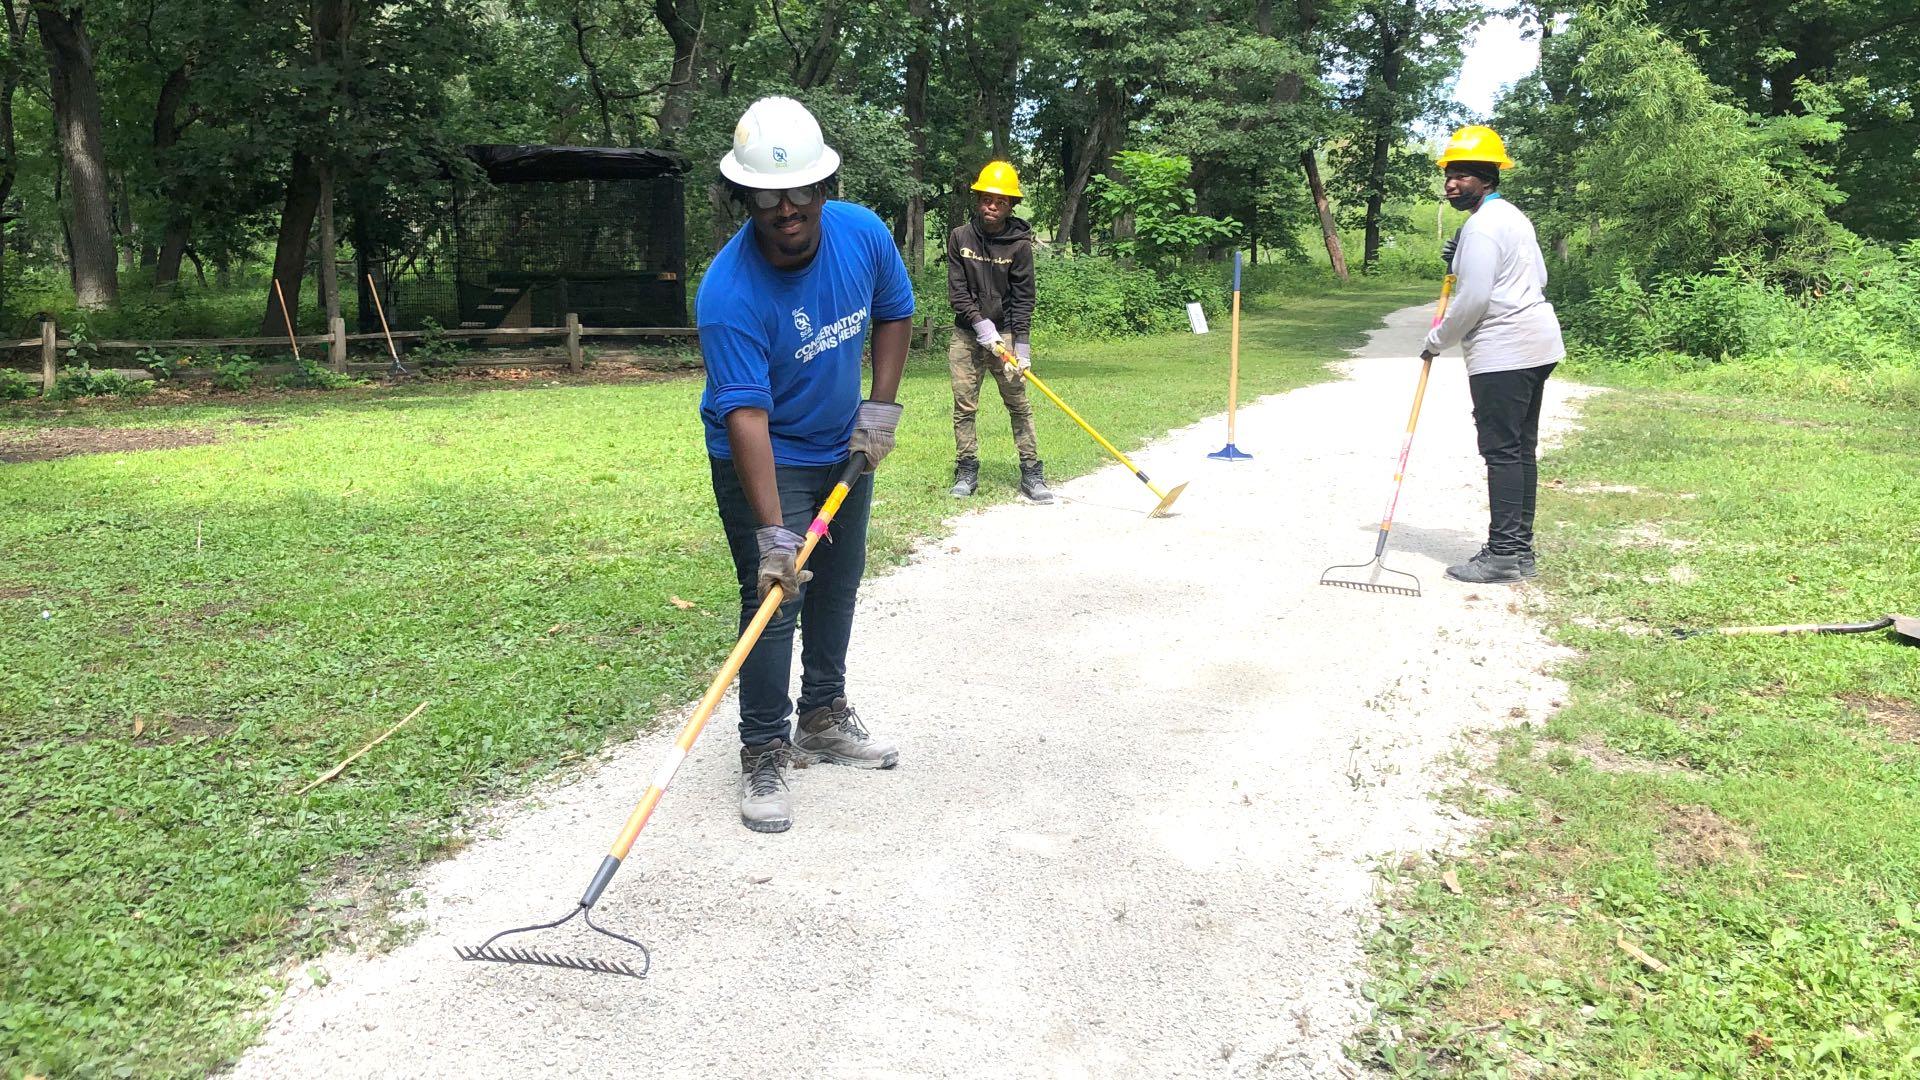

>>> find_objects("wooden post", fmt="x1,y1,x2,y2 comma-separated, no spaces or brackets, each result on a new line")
40,317,56,394
565,312,582,372
329,316,348,371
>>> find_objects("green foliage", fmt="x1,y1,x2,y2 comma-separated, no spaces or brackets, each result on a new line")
48,367,149,401
1087,151,1239,271
1566,243,1920,404
408,318,466,368
0,369,40,400
275,358,364,392
1571,7,1845,282
1361,382,1920,1076
210,354,260,391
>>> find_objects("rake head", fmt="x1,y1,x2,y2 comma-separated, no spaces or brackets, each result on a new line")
1319,558,1422,598
456,903,650,979
1149,481,1189,519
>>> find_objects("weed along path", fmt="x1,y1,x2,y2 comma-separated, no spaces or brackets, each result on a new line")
233,306,1591,1079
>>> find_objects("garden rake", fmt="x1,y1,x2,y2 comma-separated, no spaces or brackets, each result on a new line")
457,453,870,979
989,342,1187,517
1319,275,1455,598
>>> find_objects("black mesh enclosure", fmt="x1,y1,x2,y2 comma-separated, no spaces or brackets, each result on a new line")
367,145,691,333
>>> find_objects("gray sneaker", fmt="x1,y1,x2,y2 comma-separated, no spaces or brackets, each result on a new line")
1446,548,1533,584
739,740,796,833
794,698,898,769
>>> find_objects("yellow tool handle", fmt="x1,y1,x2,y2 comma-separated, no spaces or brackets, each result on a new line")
1226,284,1242,442
1403,274,1455,434
991,343,1168,499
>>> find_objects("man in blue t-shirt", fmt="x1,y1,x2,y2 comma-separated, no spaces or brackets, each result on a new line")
697,96,916,834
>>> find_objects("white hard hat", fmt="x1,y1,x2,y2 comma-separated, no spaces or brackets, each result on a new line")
719,96,842,189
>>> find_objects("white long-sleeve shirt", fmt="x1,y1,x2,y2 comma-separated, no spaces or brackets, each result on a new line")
1423,194,1565,375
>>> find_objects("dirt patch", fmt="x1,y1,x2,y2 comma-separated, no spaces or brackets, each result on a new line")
1660,804,1756,871
1841,693,1920,744
1544,732,1694,776
0,424,223,464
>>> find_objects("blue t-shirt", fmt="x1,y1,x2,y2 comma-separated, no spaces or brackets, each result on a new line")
697,200,916,465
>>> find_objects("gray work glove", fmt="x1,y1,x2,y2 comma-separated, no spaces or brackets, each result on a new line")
1440,234,1458,269
1012,341,1032,372
754,524,810,605
846,399,904,473
971,318,1001,348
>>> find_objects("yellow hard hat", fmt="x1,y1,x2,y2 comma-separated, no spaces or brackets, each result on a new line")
1435,125,1515,170
971,161,1024,199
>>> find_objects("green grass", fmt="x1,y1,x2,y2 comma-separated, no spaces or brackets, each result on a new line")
0,279,1432,1078
1357,376,1920,1076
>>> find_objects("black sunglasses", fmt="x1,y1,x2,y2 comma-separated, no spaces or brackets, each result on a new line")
744,185,821,210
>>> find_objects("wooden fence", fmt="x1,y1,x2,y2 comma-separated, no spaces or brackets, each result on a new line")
6,313,945,395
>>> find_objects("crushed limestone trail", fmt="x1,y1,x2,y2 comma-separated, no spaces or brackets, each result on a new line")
233,305,1590,1079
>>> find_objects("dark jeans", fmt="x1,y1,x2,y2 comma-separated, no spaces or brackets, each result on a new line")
1468,363,1556,556
709,455,873,748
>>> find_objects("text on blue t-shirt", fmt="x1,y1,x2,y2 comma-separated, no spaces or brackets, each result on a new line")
697,200,916,466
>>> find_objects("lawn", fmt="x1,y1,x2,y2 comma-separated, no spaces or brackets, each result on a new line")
0,279,1432,1077
1358,379,1920,1076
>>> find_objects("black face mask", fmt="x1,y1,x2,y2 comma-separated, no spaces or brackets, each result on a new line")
1448,191,1485,212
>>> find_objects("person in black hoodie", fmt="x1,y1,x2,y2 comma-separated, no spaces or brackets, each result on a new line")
945,160,1051,503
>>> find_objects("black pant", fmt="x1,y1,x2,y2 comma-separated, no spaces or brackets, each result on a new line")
1468,363,1555,556
710,456,873,748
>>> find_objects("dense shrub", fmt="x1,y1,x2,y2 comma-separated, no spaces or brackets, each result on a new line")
1566,243,1920,404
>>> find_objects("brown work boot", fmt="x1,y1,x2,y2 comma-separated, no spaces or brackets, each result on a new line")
739,739,796,833
794,698,898,769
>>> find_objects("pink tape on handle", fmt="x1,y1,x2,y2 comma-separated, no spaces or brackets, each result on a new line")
808,517,831,537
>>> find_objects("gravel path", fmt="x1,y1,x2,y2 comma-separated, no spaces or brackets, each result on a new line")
232,304,1590,1079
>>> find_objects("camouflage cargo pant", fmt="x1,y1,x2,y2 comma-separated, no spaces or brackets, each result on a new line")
948,330,1039,464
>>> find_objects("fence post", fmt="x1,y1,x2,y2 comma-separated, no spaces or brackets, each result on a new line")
329,316,348,372
39,317,56,394
565,312,582,373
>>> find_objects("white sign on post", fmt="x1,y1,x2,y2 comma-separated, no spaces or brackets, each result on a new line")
1186,302,1210,334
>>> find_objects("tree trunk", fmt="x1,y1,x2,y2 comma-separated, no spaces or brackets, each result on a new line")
1360,4,1405,271
263,151,321,335
317,159,340,335
900,0,931,270
1301,149,1348,280
0,0,23,300
156,221,190,285
151,61,192,287
1056,80,1122,253
653,0,702,143
33,1,117,308
792,0,841,89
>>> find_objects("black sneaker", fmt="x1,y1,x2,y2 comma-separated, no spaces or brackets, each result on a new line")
949,458,979,498
1446,547,1534,584
1018,460,1054,504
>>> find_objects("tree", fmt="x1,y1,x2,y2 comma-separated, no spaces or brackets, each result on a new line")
1329,0,1475,271
1636,0,1920,242
1088,149,1239,269
33,0,117,307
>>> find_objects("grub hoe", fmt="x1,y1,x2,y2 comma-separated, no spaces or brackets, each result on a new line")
988,342,1187,517
457,453,870,977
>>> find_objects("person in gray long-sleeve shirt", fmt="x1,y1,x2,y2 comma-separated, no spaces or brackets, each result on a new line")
1421,124,1566,585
